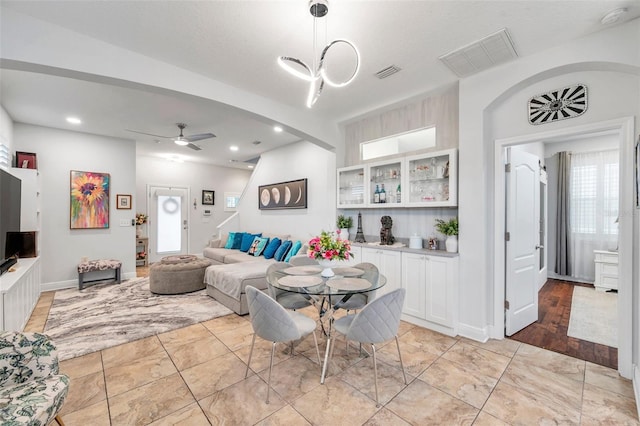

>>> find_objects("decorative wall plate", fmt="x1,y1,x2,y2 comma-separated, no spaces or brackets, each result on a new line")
528,84,587,125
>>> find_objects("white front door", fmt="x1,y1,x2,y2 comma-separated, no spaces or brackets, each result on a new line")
148,185,189,263
505,148,540,336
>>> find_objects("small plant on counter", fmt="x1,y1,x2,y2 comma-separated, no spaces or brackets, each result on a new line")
434,218,458,236
336,214,353,229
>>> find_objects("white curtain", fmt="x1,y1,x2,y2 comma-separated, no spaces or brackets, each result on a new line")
569,150,619,282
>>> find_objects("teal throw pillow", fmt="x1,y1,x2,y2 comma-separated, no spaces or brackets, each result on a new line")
284,240,303,262
240,233,262,252
231,232,244,250
262,238,281,259
274,240,292,261
252,237,270,257
224,232,236,249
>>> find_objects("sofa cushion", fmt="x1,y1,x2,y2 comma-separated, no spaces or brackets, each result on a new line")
252,237,270,256
240,233,261,252
263,238,281,259
274,240,292,261
224,251,270,264
285,240,303,262
203,247,232,263
231,232,244,249
224,232,236,249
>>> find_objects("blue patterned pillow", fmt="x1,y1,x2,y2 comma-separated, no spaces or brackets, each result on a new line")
274,240,292,261
231,232,244,250
252,237,270,257
224,232,236,249
285,240,303,262
263,238,281,259
240,233,262,252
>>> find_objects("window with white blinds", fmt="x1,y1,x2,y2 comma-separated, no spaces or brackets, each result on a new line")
570,149,619,236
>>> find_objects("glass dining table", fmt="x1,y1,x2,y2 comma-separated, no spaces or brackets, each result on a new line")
267,263,386,383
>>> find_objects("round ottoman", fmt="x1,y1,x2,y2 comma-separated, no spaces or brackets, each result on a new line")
149,255,211,295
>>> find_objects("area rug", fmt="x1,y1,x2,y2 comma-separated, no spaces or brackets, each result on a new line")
567,286,617,348
44,277,233,360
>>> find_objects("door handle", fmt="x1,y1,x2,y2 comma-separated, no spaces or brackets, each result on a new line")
535,245,544,249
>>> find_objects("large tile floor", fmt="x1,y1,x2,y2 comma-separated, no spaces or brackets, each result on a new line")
24,290,638,425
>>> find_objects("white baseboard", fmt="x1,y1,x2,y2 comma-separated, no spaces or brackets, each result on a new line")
41,272,137,292
458,323,489,343
634,365,640,421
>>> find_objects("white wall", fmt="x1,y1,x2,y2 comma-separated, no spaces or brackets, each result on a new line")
13,123,137,288
135,155,251,252
458,18,639,374
237,141,336,241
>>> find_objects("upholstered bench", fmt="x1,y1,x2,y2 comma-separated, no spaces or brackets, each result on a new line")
77,259,122,290
150,255,211,295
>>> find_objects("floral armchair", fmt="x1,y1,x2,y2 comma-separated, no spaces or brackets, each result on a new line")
0,331,69,425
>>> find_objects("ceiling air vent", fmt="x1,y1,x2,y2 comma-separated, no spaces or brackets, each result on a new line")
375,65,402,79
439,28,518,78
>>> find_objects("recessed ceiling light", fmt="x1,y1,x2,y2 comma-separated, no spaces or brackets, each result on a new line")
230,146,239,151
66,116,82,124
273,126,283,133
248,165,254,169
601,8,627,25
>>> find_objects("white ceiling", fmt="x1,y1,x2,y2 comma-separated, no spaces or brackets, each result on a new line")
1,1,638,168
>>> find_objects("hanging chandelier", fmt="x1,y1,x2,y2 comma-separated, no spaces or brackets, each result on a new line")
277,0,360,108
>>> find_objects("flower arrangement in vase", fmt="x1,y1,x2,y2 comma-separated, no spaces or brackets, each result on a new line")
308,230,353,277
135,213,148,237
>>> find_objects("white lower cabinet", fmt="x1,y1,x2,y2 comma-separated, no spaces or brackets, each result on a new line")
361,247,401,297
401,252,458,336
343,245,362,266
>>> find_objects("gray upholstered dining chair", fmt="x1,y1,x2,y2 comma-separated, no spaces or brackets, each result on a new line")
333,262,378,313
324,288,407,406
266,262,314,310
245,285,321,403
289,256,319,266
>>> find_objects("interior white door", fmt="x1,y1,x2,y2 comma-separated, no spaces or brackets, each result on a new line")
538,168,548,289
505,148,540,336
148,185,189,263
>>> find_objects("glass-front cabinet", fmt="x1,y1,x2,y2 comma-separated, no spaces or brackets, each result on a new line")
337,165,367,208
404,148,457,207
337,148,457,208
368,159,403,207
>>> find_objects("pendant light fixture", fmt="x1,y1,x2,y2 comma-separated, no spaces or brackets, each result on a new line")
278,0,360,108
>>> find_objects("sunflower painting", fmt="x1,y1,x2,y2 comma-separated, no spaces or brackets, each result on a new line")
70,170,110,229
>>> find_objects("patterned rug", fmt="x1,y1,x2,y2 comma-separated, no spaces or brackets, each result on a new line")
44,277,233,360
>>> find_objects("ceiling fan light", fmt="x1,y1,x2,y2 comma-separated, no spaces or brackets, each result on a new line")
174,139,189,146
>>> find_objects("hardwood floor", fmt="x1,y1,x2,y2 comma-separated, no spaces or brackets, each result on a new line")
509,279,617,369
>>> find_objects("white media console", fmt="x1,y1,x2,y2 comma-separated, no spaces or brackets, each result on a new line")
0,257,41,330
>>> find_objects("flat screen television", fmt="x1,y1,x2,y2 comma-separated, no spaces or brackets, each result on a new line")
0,168,22,263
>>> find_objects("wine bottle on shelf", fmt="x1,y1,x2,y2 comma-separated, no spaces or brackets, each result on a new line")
374,184,380,203
380,184,386,203
396,184,401,203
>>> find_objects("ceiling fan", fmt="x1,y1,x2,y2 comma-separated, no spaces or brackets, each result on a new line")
126,123,216,151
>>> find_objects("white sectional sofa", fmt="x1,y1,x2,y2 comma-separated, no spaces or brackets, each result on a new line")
202,232,307,314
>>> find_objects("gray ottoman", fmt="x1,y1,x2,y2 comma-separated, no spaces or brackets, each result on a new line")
150,255,211,295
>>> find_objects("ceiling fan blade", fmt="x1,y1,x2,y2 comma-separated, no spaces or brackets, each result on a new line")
186,143,202,151
185,133,216,142
125,129,174,138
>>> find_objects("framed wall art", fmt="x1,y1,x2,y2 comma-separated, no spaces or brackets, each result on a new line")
202,190,215,205
16,151,37,169
259,178,307,210
70,170,110,229
116,194,132,209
